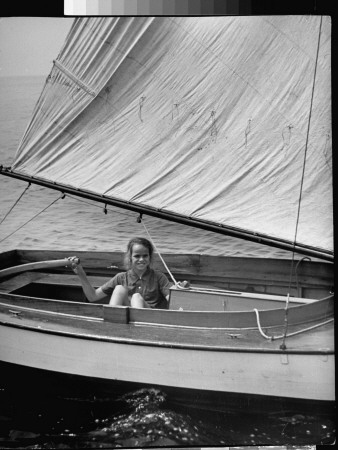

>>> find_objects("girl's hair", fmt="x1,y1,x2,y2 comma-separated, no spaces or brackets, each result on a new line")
124,237,154,269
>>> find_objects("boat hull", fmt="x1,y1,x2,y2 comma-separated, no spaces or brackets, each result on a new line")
0,361,334,417
0,249,334,407
0,318,334,402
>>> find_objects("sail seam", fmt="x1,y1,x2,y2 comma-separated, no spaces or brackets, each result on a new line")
53,60,97,97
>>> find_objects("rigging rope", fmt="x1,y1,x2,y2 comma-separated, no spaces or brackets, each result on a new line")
0,182,31,226
0,193,65,244
254,308,333,341
139,216,178,286
281,16,324,349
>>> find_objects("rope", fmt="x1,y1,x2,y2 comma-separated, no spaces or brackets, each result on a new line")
254,308,333,341
253,308,273,340
281,17,324,349
140,217,178,286
290,16,323,261
0,193,65,244
0,183,31,226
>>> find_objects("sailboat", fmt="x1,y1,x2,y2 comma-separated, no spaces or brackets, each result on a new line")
0,16,334,411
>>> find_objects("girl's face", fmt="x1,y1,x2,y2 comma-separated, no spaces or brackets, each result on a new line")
130,244,150,275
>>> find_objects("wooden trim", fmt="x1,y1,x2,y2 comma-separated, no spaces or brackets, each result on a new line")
4,250,334,291
103,305,129,323
0,292,103,318
0,290,333,330
170,285,317,303
13,249,334,280
129,296,333,329
0,318,333,355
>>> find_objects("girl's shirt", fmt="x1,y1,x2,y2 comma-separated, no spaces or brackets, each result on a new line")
101,267,173,309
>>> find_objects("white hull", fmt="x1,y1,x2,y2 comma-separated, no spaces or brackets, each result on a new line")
0,323,334,401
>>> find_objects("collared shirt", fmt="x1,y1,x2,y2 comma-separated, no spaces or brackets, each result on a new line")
101,267,173,309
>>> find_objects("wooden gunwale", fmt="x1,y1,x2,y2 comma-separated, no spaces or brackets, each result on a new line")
0,292,104,318
0,311,334,355
129,297,333,328
2,302,102,321
0,270,319,304
4,249,335,293
0,250,333,314
1,298,333,334
170,285,316,303
0,290,333,330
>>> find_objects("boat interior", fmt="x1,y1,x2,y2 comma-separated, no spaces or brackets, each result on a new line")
0,249,334,330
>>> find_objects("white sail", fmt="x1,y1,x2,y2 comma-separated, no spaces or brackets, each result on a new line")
11,16,333,254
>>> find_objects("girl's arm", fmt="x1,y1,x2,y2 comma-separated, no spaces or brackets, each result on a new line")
68,257,107,303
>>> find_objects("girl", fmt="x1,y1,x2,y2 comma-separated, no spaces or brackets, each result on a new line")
68,237,173,309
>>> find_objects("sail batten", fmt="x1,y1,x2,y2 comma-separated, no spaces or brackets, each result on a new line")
53,60,97,97
7,16,332,256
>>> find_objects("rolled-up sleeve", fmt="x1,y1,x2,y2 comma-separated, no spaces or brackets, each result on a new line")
101,273,125,296
156,271,174,298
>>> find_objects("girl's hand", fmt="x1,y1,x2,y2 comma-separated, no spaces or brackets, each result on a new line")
177,280,190,289
67,256,80,272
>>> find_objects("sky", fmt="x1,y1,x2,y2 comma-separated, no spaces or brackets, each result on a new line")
0,17,74,77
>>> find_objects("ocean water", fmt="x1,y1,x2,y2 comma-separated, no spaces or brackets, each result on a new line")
0,76,335,448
